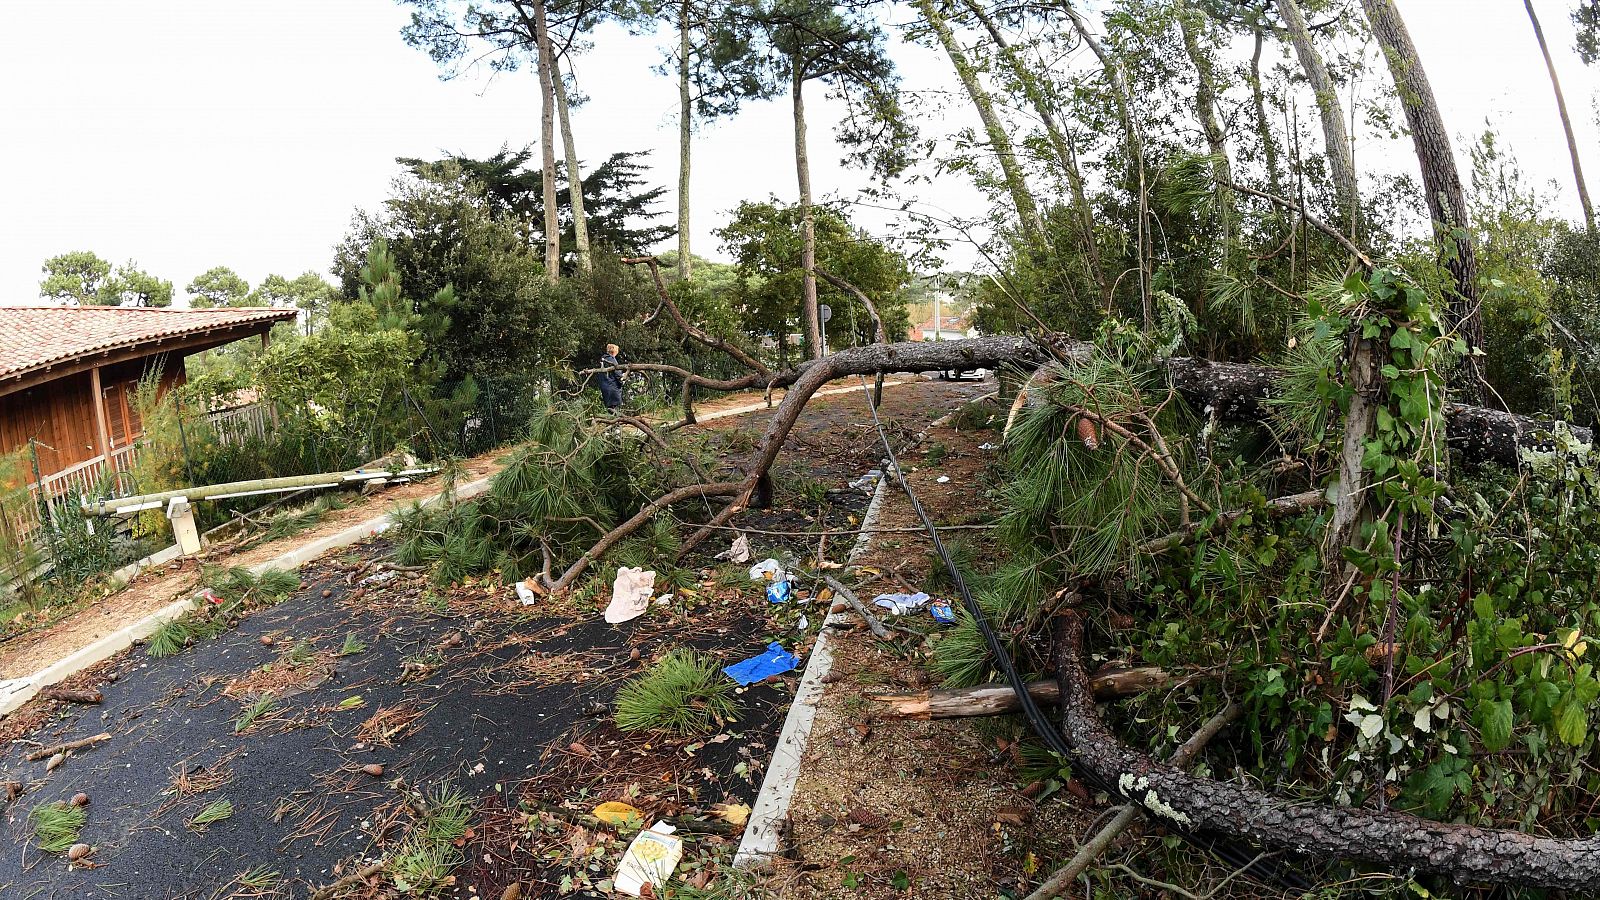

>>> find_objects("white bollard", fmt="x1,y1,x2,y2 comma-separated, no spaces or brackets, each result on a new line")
166,496,203,556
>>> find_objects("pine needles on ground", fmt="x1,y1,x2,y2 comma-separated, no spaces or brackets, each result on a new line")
146,620,192,658
234,695,278,733
29,802,86,852
390,783,471,896
339,633,368,656
187,798,234,831
614,650,736,735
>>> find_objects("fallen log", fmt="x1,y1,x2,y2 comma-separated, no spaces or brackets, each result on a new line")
38,687,103,705
1163,355,1592,467
875,666,1175,718
1052,611,1600,891
1025,700,1243,900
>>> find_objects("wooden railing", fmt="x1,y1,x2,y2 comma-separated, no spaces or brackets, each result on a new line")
7,444,141,542
7,399,275,548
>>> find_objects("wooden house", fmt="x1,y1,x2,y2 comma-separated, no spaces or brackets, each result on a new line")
0,305,295,504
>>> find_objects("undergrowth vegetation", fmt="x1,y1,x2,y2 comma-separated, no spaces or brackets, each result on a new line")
391,402,706,588
936,270,1600,892
145,566,299,659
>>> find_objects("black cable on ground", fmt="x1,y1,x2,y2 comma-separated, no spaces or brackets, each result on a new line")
853,376,1309,893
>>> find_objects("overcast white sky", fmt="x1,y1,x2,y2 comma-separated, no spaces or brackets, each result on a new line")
0,0,1594,306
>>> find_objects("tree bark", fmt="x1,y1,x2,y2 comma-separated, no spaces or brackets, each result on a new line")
1525,0,1595,229
1162,355,1592,467
677,0,694,279
552,56,592,275
531,0,561,285
1361,0,1484,396
793,60,822,361
1276,0,1359,234
1326,334,1379,559
918,0,1046,243
1053,611,1600,891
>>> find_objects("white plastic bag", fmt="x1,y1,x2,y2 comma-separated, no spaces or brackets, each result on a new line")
604,566,656,624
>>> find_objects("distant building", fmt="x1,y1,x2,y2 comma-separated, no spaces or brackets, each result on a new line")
910,314,976,342
0,305,294,515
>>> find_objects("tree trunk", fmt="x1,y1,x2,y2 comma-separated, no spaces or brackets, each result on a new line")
918,0,1046,243
1248,15,1285,196
1059,1,1150,327
531,0,561,285
1361,0,1484,397
1052,612,1600,892
1176,1,1234,243
1525,0,1595,228
677,0,694,279
552,57,592,275
1275,0,1359,235
792,60,822,360
1326,334,1378,560
961,0,1108,303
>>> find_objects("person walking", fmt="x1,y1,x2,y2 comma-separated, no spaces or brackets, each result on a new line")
598,343,624,411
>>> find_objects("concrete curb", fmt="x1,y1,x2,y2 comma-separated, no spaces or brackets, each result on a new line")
734,468,893,870
0,474,494,719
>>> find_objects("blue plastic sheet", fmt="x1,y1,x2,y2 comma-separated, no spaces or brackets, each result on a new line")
723,642,800,686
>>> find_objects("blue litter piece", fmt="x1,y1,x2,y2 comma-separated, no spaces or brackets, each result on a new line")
929,600,956,624
723,642,800,686
766,579,793,604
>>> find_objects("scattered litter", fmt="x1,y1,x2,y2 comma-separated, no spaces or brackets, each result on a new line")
711,802,751,827
872,592,931,616
514,581,540,605
936,475,951,484
716,533,752,564
605,567,656,624
654,593,674,606
200,589,224,605
979,442,998,451
724,642,800,686
929,600,956,624
593,801,643,826
765,578,792,605
614,821,684,897
749,559,782,581
359,570,398,587
848,470,882,491
796,615,809,630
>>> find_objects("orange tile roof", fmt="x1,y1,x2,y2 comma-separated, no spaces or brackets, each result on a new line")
0,305,295,384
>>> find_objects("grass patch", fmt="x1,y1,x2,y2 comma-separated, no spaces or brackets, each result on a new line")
29,802,86,852
234,694,278,733
339,633,368,656
187,798,234,831
390,783,472,896
614,650,736,735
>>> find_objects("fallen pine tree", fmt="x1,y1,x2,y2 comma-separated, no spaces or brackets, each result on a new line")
400,257,1600,894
